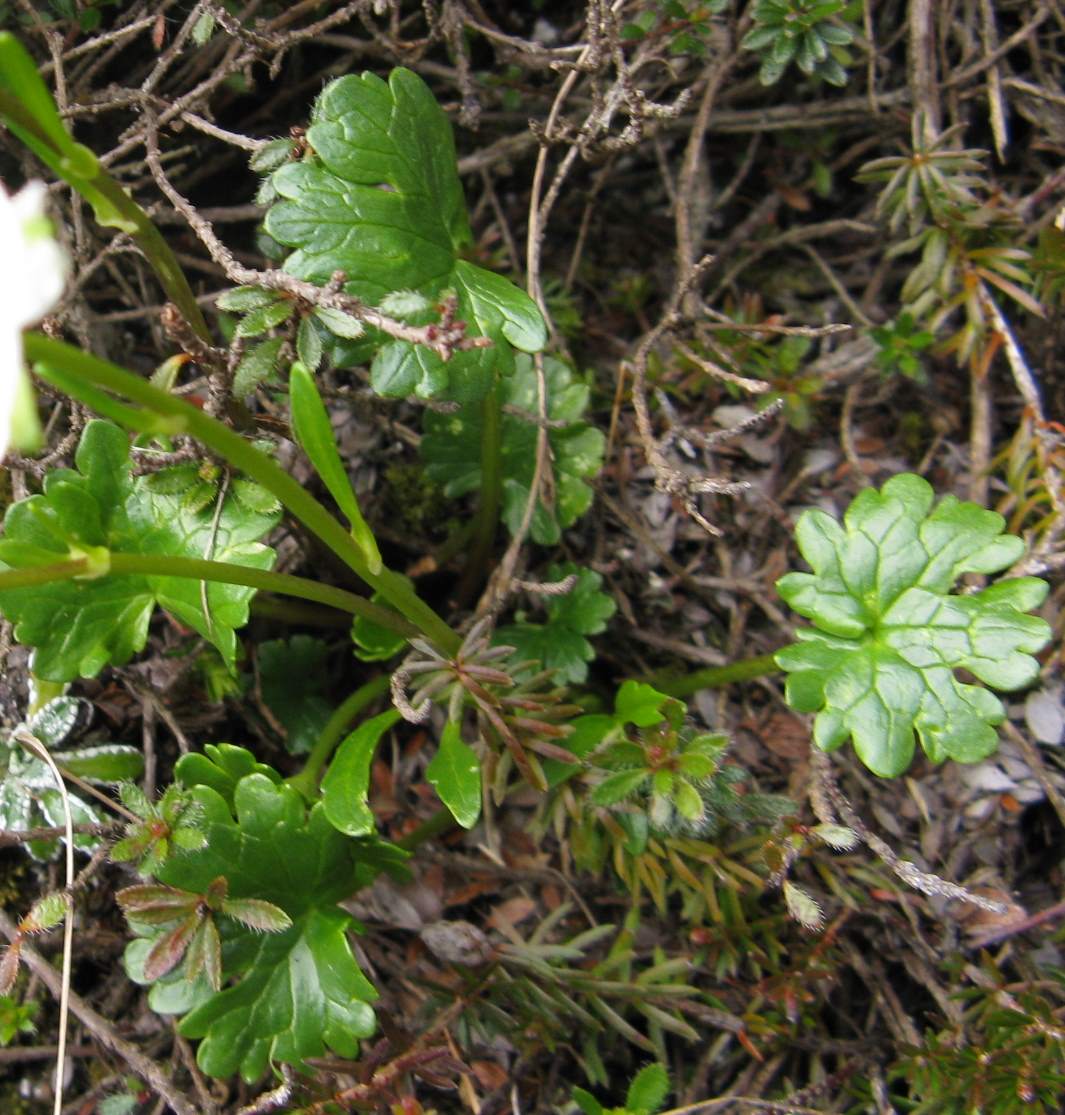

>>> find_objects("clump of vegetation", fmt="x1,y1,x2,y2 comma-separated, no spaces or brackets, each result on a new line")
0,4,1061,1113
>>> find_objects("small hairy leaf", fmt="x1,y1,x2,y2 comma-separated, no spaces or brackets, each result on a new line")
232,337,283,398
775,474,1050,776
215,286,277,313
782,880,824,930
626,1063,670,1112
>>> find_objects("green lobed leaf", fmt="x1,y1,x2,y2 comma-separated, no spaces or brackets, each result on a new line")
425,720,482,829
122,771,406,1080
174,743,281,810
264,68,545,402
775,474,1051,777
496,563,616,685
0,422,279,680
423,355,605,545
321,710,400,835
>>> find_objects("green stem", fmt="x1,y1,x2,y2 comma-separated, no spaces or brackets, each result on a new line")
105,554,416,634
250,596,352,628
25,335,460,654
647,652,782,699
288,675,391,800
459,379,502,599
0,89,209,342
0,560,89,591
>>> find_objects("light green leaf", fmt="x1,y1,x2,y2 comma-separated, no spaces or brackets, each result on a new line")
426,720,481,828
321,710,400,835
572,1088,605,1115
174,744,281,810
216,286,278,313
626,1063,670,1113
0,422,279,680
775,474,1051,776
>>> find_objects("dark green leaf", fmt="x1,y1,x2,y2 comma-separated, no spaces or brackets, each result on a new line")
422,355,604,544
264,68,546,402
321,710,399,835
496,564,616,684
124,773,402,1080
257,636,333,755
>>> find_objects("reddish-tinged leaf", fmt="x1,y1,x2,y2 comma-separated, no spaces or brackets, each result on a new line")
205,876,229,910
222,897,293,933
116,884,199,924
186,916,223,991
0,942,22,995
143,915,201,981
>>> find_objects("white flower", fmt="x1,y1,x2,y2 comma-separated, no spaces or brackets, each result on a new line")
0,180,67,460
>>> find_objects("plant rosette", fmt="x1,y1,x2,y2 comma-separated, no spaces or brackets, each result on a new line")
775,474,1051,777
